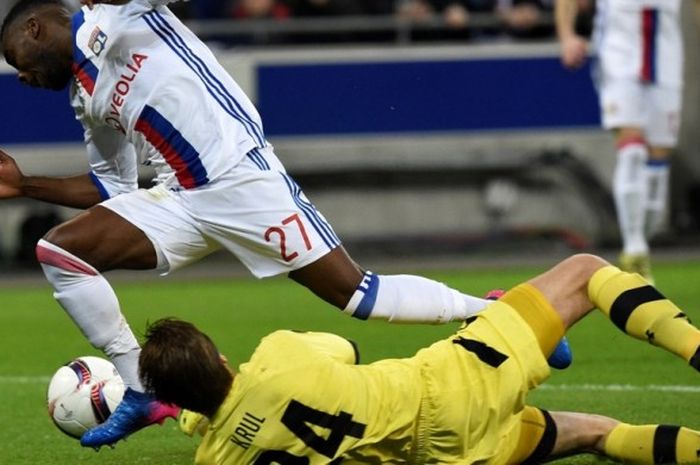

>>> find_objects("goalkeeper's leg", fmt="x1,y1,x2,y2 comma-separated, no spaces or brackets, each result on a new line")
508,408,700,464
517,254,700,371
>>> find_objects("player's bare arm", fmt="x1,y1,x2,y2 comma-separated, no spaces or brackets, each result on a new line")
0,149,103,208
554,0,588,69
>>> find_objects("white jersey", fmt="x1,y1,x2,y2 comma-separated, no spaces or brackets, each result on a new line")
592,0,683,87
70,0,267,198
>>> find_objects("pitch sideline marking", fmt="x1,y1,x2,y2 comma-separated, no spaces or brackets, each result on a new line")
0,377,697,393
538,383,700,393
0,376,51,384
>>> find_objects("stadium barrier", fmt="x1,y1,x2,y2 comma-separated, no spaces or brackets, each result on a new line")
0,42,624,266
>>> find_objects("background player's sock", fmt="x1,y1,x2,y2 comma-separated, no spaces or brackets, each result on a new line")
644,159,670,238
36,239,144,390
613,139,649,256
343,271,489,323
604,423,700,465
588,265,700,369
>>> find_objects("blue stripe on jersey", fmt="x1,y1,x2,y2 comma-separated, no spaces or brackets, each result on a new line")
89,172,111,201
352,271,380,320
641,8,658,83
649,9,658,83
280,173,340,249
71,11,99,93
136,105,209,189
150,11,266,144
142,11,266,147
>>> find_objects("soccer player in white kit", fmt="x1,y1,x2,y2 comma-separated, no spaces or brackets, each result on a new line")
0,0,572,448
556,0,697,280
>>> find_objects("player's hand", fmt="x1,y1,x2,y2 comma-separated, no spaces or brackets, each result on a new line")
0,150,25,199
79,0,131,7
559,35,588,69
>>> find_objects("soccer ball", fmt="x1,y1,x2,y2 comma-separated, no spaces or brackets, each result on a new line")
47,356,125,439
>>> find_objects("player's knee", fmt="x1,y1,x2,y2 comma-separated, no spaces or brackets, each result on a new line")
566,254,610,280
41,224,77,256
614,127,645,145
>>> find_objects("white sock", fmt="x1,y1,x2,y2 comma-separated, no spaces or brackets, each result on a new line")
343,271,489,323
644,159,670,238
36,239,144,391
613,141,649,255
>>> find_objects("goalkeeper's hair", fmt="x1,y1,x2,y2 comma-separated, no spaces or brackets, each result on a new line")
139,318,233,417
1,0,65,43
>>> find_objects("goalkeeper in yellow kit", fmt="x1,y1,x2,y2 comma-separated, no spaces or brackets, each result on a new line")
140,254,700,465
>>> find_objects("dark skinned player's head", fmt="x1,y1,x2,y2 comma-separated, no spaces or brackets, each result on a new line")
1,0,73,90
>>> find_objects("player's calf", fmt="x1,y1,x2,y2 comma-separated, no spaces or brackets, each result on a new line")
588,265,700,371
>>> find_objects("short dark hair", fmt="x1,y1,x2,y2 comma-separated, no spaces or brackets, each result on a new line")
1,0,64,43
139,318,233,417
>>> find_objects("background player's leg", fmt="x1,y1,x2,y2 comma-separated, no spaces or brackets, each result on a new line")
644,147,672,243
289,247,490,324
613,127,652,278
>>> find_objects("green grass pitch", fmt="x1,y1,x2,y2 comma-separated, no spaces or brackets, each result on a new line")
1,259,699,464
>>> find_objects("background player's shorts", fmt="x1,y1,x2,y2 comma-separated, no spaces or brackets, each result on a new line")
101,146,341,278
598,79,681,147
411,299,550,464
593,3,682,147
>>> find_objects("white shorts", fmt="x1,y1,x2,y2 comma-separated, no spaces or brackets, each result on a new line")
593,3,682,146
598,79,681,147
101,146,341,278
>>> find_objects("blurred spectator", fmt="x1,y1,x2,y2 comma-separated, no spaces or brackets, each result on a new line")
398,0,500,39
359,0,394,15
190,0,229,18
231,0,291,19
288,0,365,16
497,0,552,38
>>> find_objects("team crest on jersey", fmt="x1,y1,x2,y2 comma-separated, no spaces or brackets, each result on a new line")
88,27,108,56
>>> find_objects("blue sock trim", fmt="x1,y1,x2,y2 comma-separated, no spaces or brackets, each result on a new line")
352,272,379,320
646,159,669,168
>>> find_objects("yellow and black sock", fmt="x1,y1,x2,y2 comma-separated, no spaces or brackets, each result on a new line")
604,423,700,465
588,266,700,371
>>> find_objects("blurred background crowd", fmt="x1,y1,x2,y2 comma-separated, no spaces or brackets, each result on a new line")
59,0,595,44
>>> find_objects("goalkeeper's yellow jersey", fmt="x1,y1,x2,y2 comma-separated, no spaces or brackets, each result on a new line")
195,302,550,465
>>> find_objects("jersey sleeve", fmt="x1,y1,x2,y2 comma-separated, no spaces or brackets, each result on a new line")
286,331,360,365
84,124,139,200
250,330,359,371
71,85,138,200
